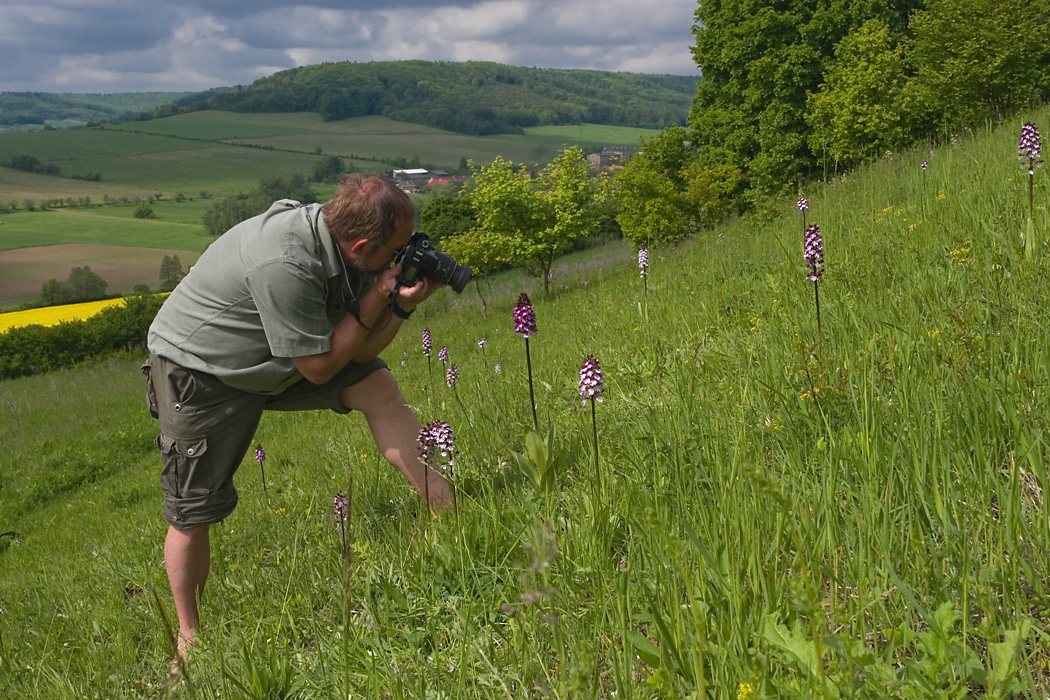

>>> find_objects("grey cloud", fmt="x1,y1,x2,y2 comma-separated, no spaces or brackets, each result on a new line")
1,0,697,93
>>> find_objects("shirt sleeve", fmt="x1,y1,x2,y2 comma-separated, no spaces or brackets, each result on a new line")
246,259,333,358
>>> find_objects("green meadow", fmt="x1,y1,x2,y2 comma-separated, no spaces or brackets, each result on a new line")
0,112,653,203
1,110,1048,698
0,111,654,308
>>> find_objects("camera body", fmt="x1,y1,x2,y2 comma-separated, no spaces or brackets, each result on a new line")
395,232,472,293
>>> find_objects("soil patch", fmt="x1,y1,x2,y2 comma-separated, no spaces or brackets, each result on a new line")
0,243,200,310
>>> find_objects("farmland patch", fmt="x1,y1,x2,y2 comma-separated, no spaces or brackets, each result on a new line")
0,243,200,309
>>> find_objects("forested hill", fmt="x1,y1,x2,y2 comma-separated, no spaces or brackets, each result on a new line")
204,61,699,135
0,90,219,129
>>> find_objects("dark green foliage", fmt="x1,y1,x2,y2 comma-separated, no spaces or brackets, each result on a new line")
0,90,214,127
690,0,1050,196
205,61,697,133
0,293,164,380
204,175,318,237
690,0,914,195
133,203,155,219
420,193,475,245
6,153,59,175
907,0,1050,133
27,266,110,308
311,154,344,183
158,255,184,292
806,17,913,167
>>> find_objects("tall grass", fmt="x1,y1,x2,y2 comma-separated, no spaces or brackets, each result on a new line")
1,110,1048,698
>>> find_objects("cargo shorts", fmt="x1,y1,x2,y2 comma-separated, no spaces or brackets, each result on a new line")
143,352,387,530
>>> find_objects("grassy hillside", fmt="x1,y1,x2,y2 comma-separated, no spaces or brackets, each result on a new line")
1,109,1047,697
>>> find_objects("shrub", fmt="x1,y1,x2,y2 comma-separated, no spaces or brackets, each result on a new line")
0,293,165,380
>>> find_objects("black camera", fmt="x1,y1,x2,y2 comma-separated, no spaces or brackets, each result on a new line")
395,232,472,293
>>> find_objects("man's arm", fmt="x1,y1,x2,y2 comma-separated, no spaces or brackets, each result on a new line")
352,275,438,361
292,267,438,384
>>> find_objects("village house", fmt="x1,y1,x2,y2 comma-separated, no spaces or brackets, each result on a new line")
586,146,632,169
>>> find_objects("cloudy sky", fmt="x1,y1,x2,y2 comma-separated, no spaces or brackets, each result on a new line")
2,0,700,94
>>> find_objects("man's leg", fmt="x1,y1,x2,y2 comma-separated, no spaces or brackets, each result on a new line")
164,524,211,658
341,369,450,507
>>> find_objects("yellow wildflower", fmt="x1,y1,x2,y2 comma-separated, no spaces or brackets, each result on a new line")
738,682,755,700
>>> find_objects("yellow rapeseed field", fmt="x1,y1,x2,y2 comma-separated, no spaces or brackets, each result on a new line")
0,298,127,332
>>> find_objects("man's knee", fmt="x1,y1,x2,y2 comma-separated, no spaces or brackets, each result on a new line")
341,368,407,413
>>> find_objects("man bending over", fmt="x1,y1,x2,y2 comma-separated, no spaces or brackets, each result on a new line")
144,173,449,657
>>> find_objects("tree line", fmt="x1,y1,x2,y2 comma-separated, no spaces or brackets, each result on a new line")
689,0,1050,196
201,61,697,135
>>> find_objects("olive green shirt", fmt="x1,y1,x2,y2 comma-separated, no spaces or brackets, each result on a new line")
147,200,374,394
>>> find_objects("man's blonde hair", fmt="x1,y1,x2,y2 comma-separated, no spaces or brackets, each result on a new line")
322,173,414,244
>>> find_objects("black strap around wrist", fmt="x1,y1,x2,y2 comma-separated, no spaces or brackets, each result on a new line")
391,303,414,319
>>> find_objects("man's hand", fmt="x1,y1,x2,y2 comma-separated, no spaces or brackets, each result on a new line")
380,264,443,313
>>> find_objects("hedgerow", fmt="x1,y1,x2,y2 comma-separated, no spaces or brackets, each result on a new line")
0,294,164,380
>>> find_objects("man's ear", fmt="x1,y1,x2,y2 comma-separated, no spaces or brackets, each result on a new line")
347,237,372,256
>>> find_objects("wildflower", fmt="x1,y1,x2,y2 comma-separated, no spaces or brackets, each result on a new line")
579,355,604,404
254,444,267,491
333,492,349,531
738,682,755,700
804,224,824,282
804,224,825,342
477,337,486,349
446,364,459,388
514,292,539,429
401,350,408,366
418,419,457,471
1020,123,1043,259
797,197,808,211
513,293,537,339
439,346,449,364
921,161,927,170
580,355,605,494
1019,122,1042,175
638,247,649,277
495,363,501,373
422,328,432,357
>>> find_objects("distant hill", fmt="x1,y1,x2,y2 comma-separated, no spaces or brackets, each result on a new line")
204,61,698,135
0,90,224,131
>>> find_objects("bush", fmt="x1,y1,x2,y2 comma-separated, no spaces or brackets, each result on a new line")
0,293,165,380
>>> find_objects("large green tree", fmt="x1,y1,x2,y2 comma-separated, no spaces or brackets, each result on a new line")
690,0,920,194
615,127,743,248
445,148,605,298
806,17,913,168
906,0,1050,133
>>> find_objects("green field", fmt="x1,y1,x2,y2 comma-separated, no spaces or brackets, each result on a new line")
0,112,656,201
0,206,210,252
1,109,1048,698
0,203,211,308
0,111,656,308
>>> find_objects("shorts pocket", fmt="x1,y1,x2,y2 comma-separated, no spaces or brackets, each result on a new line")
158,433,211,504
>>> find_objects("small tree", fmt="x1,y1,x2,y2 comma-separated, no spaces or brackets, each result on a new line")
159,255,185,292
465,148,606,298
